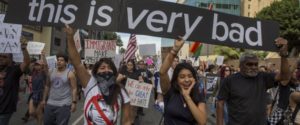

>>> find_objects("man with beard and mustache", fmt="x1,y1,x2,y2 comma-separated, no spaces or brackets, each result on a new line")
41,54,77,125
216,37,290,125
0,37,30,125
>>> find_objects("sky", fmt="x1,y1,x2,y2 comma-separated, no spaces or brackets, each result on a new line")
116,0,177,54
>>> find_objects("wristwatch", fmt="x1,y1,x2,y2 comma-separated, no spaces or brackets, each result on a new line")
72,101,77,104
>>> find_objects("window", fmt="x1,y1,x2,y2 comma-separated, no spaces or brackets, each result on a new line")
200,3,208,8
54,37,61,46
248,12,250,17
248,4,250,9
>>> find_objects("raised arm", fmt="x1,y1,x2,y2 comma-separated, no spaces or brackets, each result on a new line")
20,37,30,72
159,38,184,95
274,37,290,82
64,25,91,88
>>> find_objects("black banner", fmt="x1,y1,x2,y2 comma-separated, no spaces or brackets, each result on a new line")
5,0,280,51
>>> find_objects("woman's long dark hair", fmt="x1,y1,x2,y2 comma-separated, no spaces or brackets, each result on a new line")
92,58,122,106
170,63,200,103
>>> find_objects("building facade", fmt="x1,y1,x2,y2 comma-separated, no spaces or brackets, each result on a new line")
241,0,281,17
196,0,241,16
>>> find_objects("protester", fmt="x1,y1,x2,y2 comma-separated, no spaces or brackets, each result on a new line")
41,53,77,125
217,66,232,124
137,60,154,116
0,37,30,125
118,59,143,124
216,37,290,125
160,37,207,125
268,72,296,125
28,59,47,125
64,25,131,125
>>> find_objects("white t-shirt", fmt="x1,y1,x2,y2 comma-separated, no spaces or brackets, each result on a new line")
83,77,130,125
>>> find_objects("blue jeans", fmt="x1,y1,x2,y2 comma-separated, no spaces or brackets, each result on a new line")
0,113,13,125
44,104,71,125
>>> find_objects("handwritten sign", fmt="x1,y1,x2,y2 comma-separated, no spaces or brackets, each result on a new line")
27,41,45,55
46,56,57,69
0,14,22,53
206,74,219,94
125,78,153,108
13,52,23,63
216,56,224,66
74,30,81,52
84,39,116,64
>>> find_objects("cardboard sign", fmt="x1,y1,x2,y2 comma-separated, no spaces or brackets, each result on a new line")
46,56,57,69
13,52,24,63
84,39,116,64
139,44,156,56
216,56,224,66
27,41,45,55
0,14,22,53
125,78,153,108
5,0,279,51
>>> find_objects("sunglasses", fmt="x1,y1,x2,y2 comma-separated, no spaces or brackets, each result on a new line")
245,62,258,67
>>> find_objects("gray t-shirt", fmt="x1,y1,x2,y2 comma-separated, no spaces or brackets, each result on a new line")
217,72,276,125
48,69,72,106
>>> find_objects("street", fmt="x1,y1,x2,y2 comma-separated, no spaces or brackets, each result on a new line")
10,91,216,125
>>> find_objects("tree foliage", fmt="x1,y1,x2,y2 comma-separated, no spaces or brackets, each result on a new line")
102,31,123,47
256,0,300,56
214,46,242,61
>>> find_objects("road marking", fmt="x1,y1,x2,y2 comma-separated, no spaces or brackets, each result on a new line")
72,114,84,125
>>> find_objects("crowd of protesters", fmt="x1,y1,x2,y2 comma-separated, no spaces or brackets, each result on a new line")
1,25,300,125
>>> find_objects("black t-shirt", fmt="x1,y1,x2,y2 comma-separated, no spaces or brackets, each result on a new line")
164,83,205,125
138,69,153,84
0,65,23,114
217,72,276,125
277,82,295,109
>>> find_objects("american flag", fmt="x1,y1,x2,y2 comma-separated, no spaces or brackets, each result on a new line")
124,34,137,62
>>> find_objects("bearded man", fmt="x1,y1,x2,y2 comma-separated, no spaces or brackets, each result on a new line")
216,37,290,125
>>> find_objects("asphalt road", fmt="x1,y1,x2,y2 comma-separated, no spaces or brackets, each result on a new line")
10,91,216,125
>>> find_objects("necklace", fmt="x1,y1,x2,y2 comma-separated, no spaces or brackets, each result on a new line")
180,95,187,108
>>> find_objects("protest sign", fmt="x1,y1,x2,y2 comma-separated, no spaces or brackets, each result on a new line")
125,78,153,108
139,44,156,56
27,41,45,55
0,14,22,53
5,0,279,51
46,56,57,69
84,39,116,64
13,52,24,63
74,30,82,52
216,56,224,66
206,74,219,94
